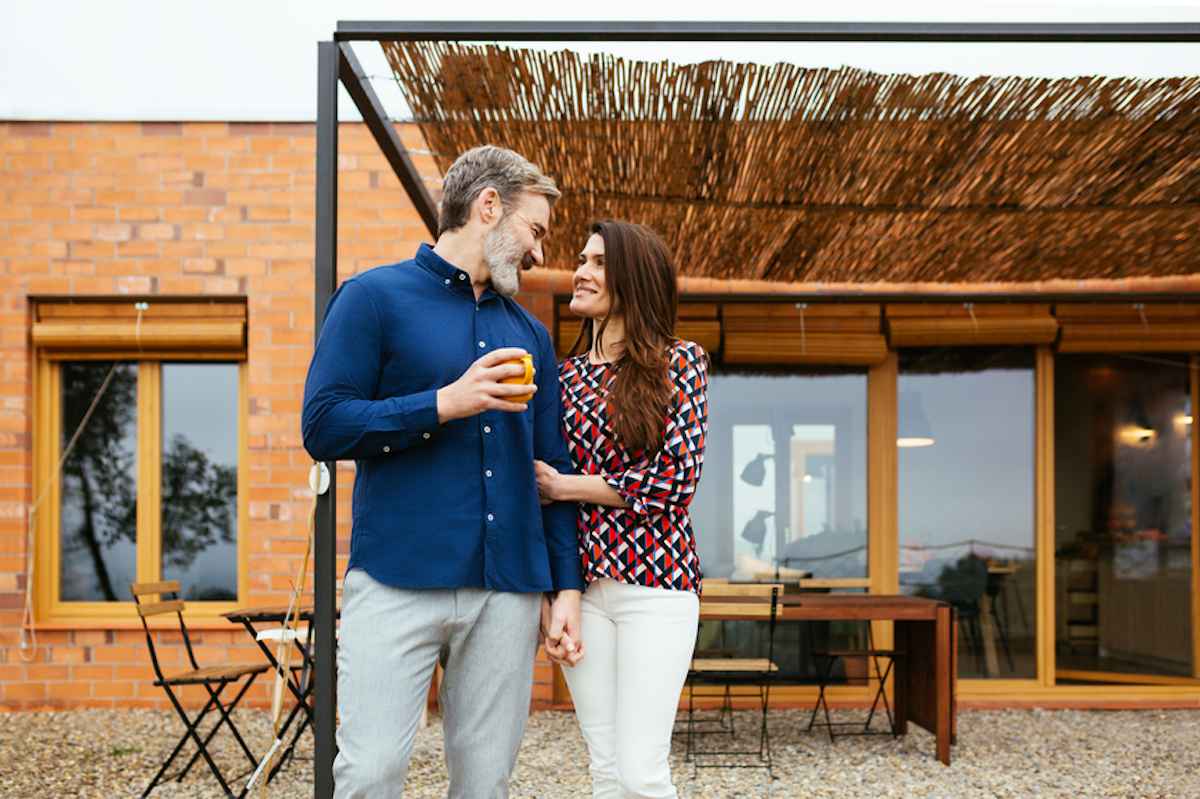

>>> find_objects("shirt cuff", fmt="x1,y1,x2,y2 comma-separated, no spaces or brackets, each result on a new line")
380,388,439,447
604,471,652,516
549,549,585,592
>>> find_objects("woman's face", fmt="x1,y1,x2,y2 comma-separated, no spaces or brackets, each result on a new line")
570,233,612,320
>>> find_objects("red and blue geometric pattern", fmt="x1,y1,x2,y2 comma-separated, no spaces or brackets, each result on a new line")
559,339,709,593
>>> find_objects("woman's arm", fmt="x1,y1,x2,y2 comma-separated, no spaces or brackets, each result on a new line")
535,466,628,507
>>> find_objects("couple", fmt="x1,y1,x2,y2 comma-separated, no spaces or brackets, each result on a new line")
301,144,709,799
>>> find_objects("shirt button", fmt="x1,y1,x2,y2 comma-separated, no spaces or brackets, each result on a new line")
483,426,492,434
478,340,486,348
459,274,467,281
487,513,495,522
382,445,390,453
422,432,431,440
444,278,450,285
485,469,493,478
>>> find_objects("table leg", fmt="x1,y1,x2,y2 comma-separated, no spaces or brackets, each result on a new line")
892,620,909,736
936,604,952,766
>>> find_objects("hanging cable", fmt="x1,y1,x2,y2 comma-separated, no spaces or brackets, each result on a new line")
796,302,808,355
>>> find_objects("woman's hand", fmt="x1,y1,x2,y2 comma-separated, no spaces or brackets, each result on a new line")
534,459,563,504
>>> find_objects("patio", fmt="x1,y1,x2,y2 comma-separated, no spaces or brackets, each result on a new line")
2,707,1196,797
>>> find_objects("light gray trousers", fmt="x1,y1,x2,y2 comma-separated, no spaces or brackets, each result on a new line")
333,567,541,799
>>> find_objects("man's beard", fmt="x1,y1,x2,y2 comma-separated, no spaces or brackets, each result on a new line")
483,219,525,297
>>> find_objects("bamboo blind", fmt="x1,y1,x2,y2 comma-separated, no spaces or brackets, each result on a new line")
1055,303,1200,352
32,299,247,355
886,303,1059,347
556,302,720,358
722,303,887,365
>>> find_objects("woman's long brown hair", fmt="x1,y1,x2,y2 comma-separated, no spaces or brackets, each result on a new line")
569,220,679,454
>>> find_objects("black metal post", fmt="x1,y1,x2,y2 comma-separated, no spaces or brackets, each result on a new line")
314,39,339,799
335,20,1200,42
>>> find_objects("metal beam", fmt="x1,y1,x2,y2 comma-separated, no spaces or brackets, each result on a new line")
336,20,1200,42
313,39,339,799
338,42,439,238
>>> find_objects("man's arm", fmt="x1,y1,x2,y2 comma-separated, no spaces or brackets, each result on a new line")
302,280,536,462
531,327,585,593
301,280,439,463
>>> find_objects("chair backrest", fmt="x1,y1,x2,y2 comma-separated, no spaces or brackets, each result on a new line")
130,581,197,678
699,582,782,664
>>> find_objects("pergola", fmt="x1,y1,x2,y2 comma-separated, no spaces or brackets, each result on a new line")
312,21,1200,797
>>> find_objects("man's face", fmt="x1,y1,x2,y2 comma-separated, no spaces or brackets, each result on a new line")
483,191,550,297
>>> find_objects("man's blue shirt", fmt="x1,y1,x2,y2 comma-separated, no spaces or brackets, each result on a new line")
301,244,583,593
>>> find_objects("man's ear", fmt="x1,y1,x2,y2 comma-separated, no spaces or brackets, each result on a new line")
475,186,501,227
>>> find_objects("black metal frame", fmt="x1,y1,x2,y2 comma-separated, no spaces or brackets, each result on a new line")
313,21,1200,797
131,585,265,799
683,587,780,775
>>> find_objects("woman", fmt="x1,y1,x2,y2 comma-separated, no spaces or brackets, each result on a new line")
534,220,709,798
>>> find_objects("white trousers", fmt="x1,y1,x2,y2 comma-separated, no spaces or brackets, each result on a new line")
562,578,700,799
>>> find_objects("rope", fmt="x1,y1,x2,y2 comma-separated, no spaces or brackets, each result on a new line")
1134,302,1149,330
19,302,147,660
796,302,808,355
19,364,120,661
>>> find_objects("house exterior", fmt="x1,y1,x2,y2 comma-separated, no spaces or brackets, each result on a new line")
2,43,1199,711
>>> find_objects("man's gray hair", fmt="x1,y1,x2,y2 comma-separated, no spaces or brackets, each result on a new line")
438,145,561,235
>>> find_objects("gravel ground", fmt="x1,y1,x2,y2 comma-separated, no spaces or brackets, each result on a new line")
1,707,1198,798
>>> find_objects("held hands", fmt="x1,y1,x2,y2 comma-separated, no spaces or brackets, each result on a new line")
436,347,537,424
534,459,563,505
540,590,584,668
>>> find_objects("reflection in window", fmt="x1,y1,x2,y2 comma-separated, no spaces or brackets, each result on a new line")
59,362,138,602
898,348,1037,680
691,367,868,582
161,363,239,601
1055,354,1193,681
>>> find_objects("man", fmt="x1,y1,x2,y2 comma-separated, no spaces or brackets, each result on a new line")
302,145,583,798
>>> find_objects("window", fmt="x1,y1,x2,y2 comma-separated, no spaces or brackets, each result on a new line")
897,347,1038,680
33,299,246,619
691,367,869,582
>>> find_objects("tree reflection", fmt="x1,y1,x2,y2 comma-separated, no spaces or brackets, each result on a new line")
61,363,237,602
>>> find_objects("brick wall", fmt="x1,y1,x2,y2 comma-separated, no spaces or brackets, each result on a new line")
0,121,560,709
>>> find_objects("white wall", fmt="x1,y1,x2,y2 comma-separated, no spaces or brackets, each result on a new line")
2,0,1198,122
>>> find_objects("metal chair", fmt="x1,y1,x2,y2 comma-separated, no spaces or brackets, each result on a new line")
131,581,268,799
683,582,781,774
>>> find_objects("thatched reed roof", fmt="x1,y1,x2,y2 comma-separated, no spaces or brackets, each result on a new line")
384,42,1200,285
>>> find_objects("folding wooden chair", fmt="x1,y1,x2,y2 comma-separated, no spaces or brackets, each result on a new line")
684,582,781,774
131,581,268,799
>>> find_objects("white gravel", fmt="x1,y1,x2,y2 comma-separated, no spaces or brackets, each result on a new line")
1,707,1198,797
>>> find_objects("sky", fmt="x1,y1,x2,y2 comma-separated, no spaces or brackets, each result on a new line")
2,1,1199,122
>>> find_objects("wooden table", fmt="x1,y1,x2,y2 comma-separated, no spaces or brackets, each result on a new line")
702,593,957,765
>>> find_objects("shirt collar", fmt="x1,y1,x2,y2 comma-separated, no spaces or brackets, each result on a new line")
415,243,497,301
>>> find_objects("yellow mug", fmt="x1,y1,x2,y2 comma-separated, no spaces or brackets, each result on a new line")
500,354,536,404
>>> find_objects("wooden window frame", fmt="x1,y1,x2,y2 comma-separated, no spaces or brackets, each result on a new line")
32,299,248,628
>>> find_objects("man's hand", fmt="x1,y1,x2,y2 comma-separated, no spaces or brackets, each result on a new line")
534,459,564,505
540,594,570,665
436,347,538,424
545,589,584,668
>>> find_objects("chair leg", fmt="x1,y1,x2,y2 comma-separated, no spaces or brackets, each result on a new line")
864,655,897,736
176,675,259,782
159,684,238,798
141,687,223,798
